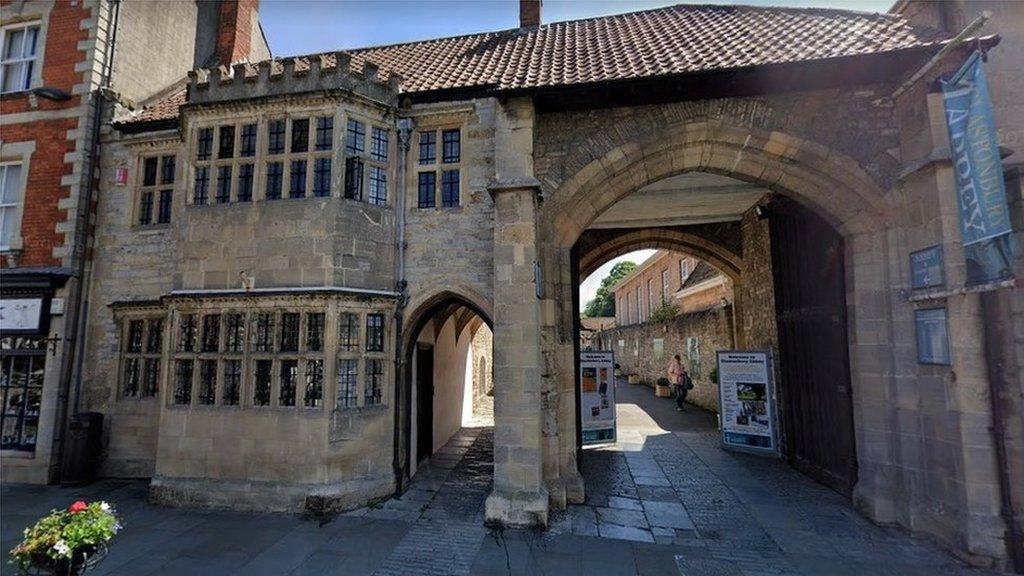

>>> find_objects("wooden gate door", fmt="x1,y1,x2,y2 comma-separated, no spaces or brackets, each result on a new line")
769,197,858,496
416,344,434,464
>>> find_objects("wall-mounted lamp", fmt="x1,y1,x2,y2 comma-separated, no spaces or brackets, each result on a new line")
31,86,72,101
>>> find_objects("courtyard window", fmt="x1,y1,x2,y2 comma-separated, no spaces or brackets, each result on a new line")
137,155,175,225
198,360,217,405
366,313,384,352
280,313,300,352
223,360,242,405
193,167,209,205
253,359,272,406
365,359,384,405
306,313,325,352
344,157,363,200
415,127,462,210
253,313,275,352
304,359,324,407
371,127,389,162
291,118,309,153
313,158,331,197
368,166,387,205
680,259,690,283
661,270,670,304
345,119,365,155
178,314,197,352
224,313,245,352
336,359,358,408
441,170,459,208
267,120,285,155
218,125,235,159
173,360,194,405
119,317,163,399
340,313,359,351
266,162,283,200
201,314,221,352
417,172,436,209
279,359,298,406
237,164,254,202
442,129,461,163
315,117,333,151
289,160,307,198
1,22,40,93
216,166,232,203
196,128,213,161
239,123,257,157
418,132,436,165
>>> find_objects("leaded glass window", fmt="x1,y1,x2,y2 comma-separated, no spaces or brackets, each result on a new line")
193,167,209,205
279,359,298,406
239,123,257,157
198,360,216,405
173,359,193,405
265,161,283,200
267,119,285,155
418,132,436,165
223,360,241,405
290,118,309,153
365,359,383,405
345,119,365,154
371,127,388,162
289,160,307,198
224,313,245,353
442,129,460,163
336,359,358,408
313,158,331,197
216,166,232,203
304,359,323,408
197,128,213,160
366,314,384,352
201,314,221,352
368,166,387,206
253,313,274,352
417,172,436,209
218,125,235,159
253,359,272,406
441,169,459,208
315,117,333,151
178,314,197,352
280,313,300,352
306,313,324,352
340,313,359,351
237,164,254,202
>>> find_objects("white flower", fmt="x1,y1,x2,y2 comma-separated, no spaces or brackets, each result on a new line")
113,521,122,534
99,502,111,512
53,540,71,558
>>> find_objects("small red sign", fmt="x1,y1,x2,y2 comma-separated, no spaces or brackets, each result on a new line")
115,165,129,186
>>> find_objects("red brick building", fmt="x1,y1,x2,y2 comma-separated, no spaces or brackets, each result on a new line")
0,0,268,483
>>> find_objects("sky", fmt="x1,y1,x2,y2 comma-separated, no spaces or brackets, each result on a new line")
578,249,656,313
260,0,896,56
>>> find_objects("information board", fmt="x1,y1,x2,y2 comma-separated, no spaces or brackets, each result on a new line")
915,308,951,365
579,350,616,446
716,350,779,455
910,245,944,289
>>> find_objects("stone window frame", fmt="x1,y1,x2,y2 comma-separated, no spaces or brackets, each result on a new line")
412,125,463,211
133,153,177,228
0,19,45,95
114,309,167,403
185,106,393,208
168,307,327,412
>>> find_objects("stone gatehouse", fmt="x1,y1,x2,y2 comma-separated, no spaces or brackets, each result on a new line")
37,0,1024,570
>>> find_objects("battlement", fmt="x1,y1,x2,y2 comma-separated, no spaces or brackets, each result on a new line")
186,52,402,107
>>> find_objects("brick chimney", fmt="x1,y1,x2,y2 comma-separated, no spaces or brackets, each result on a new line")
520,0,541,28
215,0,259,65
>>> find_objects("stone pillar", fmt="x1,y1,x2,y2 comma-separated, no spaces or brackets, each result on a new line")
485,181,549,527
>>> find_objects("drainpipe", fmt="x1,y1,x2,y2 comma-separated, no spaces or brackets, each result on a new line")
391,117,413,493
980,290,1024,573
54,0,120,481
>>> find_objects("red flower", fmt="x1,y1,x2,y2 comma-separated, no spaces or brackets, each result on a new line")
68,501,88,514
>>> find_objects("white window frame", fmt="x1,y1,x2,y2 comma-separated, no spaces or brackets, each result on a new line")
0,160,28,252
661,269,669,304
1,21,43,94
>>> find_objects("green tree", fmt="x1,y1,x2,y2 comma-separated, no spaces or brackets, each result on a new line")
582,261,637,318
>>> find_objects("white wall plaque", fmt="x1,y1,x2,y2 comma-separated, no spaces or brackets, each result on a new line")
0,298,44,333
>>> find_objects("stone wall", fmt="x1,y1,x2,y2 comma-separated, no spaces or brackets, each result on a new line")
598,307,735,413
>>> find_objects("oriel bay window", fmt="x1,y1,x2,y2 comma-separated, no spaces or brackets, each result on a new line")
415,127,461,210
170,309,327,410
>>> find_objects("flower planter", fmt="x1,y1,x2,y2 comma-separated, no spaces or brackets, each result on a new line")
21,543,107,576
655,384,673,398
627,374,640,385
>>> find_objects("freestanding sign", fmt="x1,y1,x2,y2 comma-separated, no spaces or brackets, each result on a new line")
579,350,616,445
716,350,779,455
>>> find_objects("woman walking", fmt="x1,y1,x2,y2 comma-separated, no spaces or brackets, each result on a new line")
668,354,690,411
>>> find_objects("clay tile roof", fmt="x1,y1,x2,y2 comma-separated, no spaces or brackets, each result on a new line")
115,3,949,128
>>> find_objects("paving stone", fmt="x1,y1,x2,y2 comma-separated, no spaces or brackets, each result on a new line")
596,506,649,528
597,523,655,543
644,500,696,530
607,496,644,511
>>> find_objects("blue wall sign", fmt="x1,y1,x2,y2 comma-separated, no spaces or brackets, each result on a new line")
910,245,945,289
915,308,951,365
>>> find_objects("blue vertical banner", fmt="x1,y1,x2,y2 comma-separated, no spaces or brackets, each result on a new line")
941,50,1014,285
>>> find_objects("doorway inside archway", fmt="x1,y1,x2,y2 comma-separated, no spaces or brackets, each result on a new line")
571,171,858,497
406,300,493,477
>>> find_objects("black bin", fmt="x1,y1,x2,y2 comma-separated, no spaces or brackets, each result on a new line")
60,412,103,486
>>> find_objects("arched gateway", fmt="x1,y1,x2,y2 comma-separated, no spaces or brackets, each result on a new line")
76,3,1019,570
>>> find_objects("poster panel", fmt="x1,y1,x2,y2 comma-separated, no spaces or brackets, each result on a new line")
579,350,616,446
716,350,778,455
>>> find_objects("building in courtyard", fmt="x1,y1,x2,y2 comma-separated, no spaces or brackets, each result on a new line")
2,0,1023,570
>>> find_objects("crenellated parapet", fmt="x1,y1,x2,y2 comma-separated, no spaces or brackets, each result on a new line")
186,52,403,108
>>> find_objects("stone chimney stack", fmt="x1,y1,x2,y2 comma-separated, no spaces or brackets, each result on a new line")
215,0,259,65
520,0,541,28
